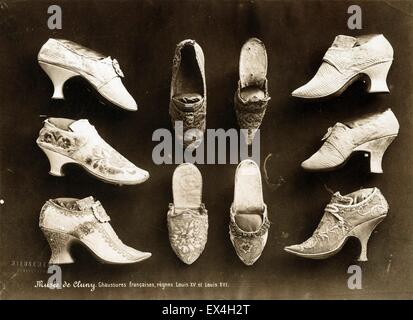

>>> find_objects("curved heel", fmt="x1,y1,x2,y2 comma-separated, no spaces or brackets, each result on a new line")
41,229,76,264
39,62,78,99
363,61,392,93
354,135,397,173
350,216,386,262
39,147,76,177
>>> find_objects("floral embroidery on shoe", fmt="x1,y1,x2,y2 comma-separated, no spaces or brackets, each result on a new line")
167,204,208,264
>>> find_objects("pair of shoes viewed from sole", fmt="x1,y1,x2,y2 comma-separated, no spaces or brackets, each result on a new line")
168,160,269,266
169,38,270,149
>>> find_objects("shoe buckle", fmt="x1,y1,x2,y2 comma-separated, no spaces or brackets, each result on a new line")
92,201,111,223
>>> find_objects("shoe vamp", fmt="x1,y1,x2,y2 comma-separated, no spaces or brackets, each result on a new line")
305,142,346,168
300,215,348,254
73,139,138,178
297,63,351,97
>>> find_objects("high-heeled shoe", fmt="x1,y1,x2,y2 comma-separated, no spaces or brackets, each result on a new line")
285,188,388,261
40,197,151,264
38,38,137,111
167,163,208,265
301,108,399,173
235,38,270,145
292,34,393,99
229,160,269,266
36,118,149,185
169,40,206,149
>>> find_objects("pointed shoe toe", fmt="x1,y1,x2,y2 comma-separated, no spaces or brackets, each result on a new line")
98,77,138,111
284,244,304,255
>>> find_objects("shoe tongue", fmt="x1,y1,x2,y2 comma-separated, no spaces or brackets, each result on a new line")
332,35,357,48
69,119,95,134
331,192,353,205
76,196,96,210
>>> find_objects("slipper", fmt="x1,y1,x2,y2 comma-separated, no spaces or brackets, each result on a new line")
167,163,208,264
229,159,269,266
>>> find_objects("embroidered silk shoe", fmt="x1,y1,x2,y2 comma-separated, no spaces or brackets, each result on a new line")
36,118,149,185
229,160,270,266
285,188,388,261
292,34,393,99
167,163,208,265
235,38,270,145
169,40,206,150
40,197,151,264
38,38,137,111
301,108,399,173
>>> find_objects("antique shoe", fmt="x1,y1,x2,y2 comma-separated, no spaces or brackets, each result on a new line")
167,163,208,264
285,188,388,261
38,38,137,111
292,34,393,99
301,108,399,173
235,38,270,145
40,197,151,264
229,160,269,266
36,118,149,185
169,40,206,149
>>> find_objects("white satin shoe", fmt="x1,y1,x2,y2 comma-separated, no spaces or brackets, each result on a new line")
38,38,137,111
301,109,399,173
292,34,393,99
